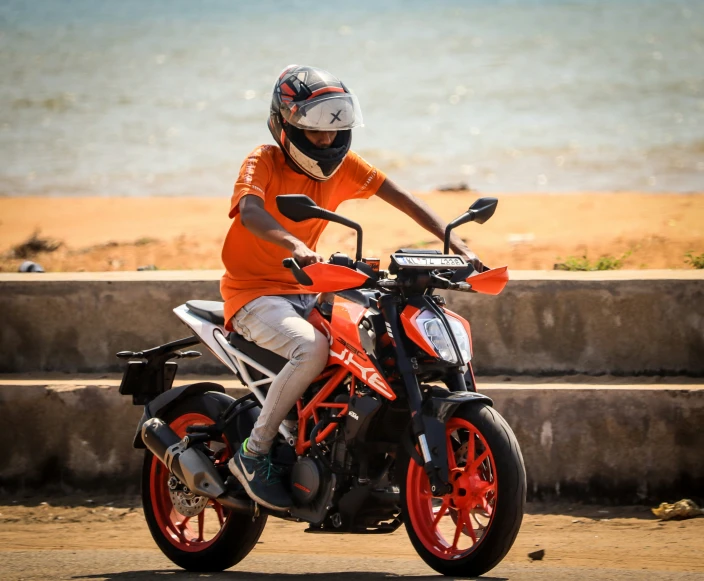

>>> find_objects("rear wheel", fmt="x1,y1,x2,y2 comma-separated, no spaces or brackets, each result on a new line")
141,397,267,571
400,403,525,577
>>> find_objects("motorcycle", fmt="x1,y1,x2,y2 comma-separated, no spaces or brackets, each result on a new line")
117,194,526,577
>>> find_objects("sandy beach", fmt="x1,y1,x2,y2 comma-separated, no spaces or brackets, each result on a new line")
1,192,703,273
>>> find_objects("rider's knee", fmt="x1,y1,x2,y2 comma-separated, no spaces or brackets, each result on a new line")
312,329,330,367
293,329,329,373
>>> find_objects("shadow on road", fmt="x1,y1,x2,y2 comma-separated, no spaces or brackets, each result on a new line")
73,571,508,581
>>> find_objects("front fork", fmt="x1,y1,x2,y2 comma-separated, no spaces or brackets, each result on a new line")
378,295,451,495
379,295,491,496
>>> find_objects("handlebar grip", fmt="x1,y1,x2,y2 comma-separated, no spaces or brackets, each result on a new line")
282,257,314,286
450,263,490,282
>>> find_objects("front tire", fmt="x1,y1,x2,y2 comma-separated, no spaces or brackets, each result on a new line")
400,403,525,577
141,396,267,571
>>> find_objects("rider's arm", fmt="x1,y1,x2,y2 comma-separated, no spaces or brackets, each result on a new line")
238,195,323,266
374,178,484,270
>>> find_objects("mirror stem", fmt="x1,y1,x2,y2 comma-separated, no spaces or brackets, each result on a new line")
343,220,363,262
317,209,363,262
443,212,473,254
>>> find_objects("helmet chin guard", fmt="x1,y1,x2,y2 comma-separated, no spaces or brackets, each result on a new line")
268,65,361,181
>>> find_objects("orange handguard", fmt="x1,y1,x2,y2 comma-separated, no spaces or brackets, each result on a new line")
465,266,509,295
300,262,370,292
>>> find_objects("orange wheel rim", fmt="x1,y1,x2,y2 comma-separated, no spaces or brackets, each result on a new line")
149,413,231,552
406,417,498,560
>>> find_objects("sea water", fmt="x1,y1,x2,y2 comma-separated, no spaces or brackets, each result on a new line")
0,0,702,196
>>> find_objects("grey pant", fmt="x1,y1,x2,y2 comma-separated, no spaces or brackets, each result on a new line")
231,295,329,455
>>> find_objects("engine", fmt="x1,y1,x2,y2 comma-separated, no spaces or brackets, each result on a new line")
290,457,323,505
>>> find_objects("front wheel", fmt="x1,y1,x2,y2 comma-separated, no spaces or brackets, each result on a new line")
400,404,525,577
141,396,267,571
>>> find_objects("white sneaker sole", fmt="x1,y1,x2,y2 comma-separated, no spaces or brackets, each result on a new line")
227,456,290,512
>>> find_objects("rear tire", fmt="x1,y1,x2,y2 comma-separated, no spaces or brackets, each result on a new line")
400,403,525,577
141,396,267,571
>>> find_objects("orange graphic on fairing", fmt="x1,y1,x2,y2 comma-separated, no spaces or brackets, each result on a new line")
309,297,394,400
329,297,394,400
400,305,436,358
296,300,394,455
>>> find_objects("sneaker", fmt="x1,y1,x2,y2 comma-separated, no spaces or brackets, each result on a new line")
228,439,292,511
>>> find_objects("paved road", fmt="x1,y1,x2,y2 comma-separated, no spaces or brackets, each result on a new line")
2,500,702,581
4,549,704,581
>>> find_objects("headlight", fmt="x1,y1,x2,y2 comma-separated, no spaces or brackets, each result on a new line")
418,311,472,365
447,317,472,364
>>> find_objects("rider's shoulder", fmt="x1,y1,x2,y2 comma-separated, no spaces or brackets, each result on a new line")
240,145,284,174
245,144,281,160
343,149,375,170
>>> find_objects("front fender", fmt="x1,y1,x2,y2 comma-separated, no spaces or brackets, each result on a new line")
423,387,493,424
419,387,494,486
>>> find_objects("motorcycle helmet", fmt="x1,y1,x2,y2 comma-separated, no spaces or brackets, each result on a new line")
268,65,364,181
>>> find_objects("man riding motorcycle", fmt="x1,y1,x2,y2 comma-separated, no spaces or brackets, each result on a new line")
221,64,484,511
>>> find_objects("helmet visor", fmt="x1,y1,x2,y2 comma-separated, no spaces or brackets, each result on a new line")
282,92,363,131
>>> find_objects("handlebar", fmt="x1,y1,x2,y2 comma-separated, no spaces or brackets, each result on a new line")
283,257,481,293
377,277,474,292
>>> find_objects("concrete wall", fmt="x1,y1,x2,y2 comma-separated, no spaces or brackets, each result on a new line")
489,386,704,503
1,380,701,503
1,270,703,375
445,271,704,376
0,271,226,375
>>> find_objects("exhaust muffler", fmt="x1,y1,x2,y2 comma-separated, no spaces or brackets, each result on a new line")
141,417,254,515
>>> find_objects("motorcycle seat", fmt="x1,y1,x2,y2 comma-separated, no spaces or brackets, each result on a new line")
186,300,225,326
227,332,288,375
186,301,288,379
185,300,288,375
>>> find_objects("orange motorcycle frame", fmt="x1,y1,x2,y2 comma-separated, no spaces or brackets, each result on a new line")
294,298,395,456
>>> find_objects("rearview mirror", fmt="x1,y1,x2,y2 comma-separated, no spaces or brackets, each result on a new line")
276,194,323,222
276,194,365,261
468,197,498,224
443,197,499,253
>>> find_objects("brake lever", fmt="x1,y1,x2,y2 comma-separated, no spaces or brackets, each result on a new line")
450,265,475,282
282,257,314,286
450,263,492,282
429,273,452,289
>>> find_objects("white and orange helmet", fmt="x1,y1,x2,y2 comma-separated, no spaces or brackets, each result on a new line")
268,65,364,181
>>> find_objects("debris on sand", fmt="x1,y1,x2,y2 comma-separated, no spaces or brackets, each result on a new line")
10,230,62,258
652,499,703,521
528,549,545,561
137,264,158,271
437,182,471,192
18,260,45,273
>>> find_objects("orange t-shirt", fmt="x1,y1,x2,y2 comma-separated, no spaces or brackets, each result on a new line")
220,144,386,329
